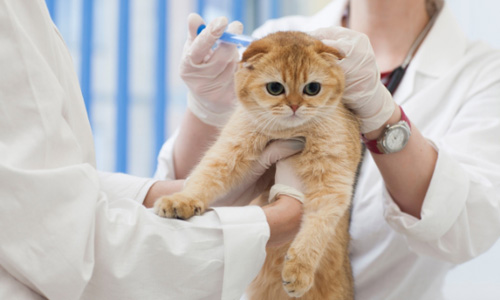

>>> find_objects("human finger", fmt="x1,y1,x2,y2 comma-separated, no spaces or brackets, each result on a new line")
227,20,243,35
186,13,205,41
188,16,228,64
257,137,306,170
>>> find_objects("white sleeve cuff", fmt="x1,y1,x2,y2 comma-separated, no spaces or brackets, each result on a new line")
212,206,269,300
268,184,305,203
383,146,470,242
98,171,157,204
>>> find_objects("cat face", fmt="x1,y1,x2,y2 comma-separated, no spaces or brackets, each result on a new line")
235,31,345,132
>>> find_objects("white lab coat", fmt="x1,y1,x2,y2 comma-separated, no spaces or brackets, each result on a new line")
0,1,269,299
157,1,500,300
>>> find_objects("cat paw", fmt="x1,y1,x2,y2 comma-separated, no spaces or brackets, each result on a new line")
281,249,314,298
154,194,205,220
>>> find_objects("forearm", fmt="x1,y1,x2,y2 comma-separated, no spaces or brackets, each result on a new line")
263,195,303,247
173,110,220,179
365,104,438,219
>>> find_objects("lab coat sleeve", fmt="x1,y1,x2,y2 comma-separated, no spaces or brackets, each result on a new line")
383,54,500,264
98,171,157,204
154,129,179,180
0,1,269,299
83,203,269,300
0,165,269,300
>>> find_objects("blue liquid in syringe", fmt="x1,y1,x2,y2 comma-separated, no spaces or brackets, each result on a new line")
197,24,254,47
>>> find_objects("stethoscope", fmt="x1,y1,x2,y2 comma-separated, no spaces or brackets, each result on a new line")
344,5,441,95
385,9,441,94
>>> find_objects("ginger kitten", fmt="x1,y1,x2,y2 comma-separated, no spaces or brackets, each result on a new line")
155,31,361,299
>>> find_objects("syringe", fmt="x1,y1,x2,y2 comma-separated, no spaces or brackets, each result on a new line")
197,24,254,48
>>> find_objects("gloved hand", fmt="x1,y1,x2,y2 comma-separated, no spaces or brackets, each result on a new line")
309,26,396,133
213,137,305,206
268,158,305,204
180,13,242,128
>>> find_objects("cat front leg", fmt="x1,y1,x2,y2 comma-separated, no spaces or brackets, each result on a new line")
155,125,269,219
281,185,353,298
155,148,261,219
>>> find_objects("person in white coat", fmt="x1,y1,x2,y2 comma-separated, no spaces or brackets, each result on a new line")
0,1,306,299
158,0,500,299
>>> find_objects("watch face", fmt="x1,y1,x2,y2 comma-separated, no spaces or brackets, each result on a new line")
381,123,411,153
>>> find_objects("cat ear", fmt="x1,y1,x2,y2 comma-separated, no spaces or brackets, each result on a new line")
315,42,345,62
240,39,269,69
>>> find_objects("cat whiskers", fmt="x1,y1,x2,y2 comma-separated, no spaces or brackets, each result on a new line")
256,115,277,132
249,109,282,132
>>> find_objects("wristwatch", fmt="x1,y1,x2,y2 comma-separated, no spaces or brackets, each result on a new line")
361,106,411,154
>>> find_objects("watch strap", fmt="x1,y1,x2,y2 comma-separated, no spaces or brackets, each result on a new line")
361,106,411,154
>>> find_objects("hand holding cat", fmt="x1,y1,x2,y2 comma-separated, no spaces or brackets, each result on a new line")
268,159,305,204
310,26,396,133
212,138,305,207
180,13,242,127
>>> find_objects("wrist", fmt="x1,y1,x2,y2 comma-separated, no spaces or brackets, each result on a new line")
264,195,303,247
358,84,396,133
362,104,412,155
363,101,401,140
187,92,235,128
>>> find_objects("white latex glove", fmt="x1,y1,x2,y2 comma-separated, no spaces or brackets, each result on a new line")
180,13,243,127
213,138,305,207
309,26,396,133
268,159,305,204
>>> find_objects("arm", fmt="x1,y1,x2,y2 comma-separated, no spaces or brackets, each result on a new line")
172,14,243,179
312,27,436,218
173,110,220,179
383,58,500,263
144,181,303,247
154,113,216,181
1,165,271,300
363,103,438,218
263,195,303,247
311,26,500,263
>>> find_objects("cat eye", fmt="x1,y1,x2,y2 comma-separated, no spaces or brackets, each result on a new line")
303,82,321,96
266,82,285,96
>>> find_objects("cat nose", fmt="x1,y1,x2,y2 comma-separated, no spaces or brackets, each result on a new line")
290,105,299,113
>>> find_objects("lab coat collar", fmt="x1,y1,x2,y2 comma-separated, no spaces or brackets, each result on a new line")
412,3,467,77
395,3,467,102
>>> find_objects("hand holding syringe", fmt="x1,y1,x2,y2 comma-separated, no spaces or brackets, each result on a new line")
197,24,254,48
181,14,251,127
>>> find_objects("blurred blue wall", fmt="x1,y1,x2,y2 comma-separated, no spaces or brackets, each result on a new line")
46,0,500,177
